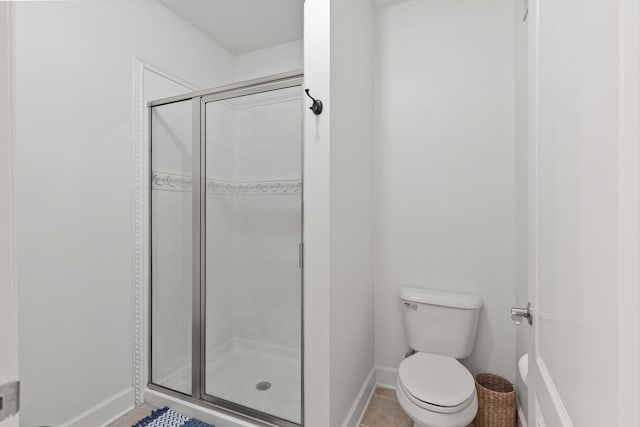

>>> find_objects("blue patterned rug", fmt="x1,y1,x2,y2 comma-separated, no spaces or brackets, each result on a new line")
132,407,215,427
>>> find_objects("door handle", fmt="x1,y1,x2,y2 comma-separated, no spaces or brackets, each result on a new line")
511,303,533,325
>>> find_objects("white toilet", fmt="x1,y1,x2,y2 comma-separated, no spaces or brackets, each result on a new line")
396,286,483,427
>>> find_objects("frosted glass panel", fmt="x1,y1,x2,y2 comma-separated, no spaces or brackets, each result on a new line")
204,86,302,423
150,100,192,395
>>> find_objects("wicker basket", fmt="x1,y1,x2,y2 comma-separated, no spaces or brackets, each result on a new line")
473,373,516,427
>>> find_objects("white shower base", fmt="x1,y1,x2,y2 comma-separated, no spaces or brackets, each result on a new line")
206,339,301,424
157,338,301,424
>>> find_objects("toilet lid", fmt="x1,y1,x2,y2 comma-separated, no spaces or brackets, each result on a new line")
398,353,475,408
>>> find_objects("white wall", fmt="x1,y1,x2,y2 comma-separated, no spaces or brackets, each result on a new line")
302,0,332,424
303,1,376,426
15,0,303,423
373,0,516,383
14,1,234,425
0,4,18,427
329,0,375,426
234,40,303,82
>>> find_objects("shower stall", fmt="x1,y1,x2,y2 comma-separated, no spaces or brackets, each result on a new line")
148,72,303,427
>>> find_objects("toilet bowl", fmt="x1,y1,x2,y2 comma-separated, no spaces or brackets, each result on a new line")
395,353,477,427
397,286,483,427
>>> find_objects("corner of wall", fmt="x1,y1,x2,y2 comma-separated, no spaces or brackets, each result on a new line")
340,367,376,427
302,0,332,425
327,0,375,424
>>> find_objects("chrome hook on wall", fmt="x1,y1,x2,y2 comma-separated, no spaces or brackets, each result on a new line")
305,89,323,115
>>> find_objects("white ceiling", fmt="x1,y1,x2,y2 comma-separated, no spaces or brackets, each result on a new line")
157,0,304,55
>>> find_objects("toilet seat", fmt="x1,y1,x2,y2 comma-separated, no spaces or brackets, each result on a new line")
398,353,475,414
396,377,478,427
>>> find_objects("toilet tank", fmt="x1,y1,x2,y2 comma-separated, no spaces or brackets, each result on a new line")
400,286,483,359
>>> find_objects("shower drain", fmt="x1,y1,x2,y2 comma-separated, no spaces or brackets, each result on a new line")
256,381,272,391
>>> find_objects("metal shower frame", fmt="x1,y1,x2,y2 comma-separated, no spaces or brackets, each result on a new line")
147,71,305,427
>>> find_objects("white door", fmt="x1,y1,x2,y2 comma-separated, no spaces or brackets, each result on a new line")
524,0,640,426
0,3,19,427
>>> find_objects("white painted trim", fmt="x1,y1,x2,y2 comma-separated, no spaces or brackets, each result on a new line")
617,0,640,425
535,357,573,427
341,367,376,427
534,399,546,427
526,0,540,424
132,57,199,405
60,388,135,427
517,399,528,427
0,3,18,427
375,365,398,389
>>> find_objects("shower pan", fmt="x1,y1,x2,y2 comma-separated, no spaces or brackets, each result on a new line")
148,72,303,427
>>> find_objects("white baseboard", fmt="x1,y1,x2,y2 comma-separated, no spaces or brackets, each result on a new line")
341,367,376,427
517,399,527,427
60,387,135,427
375,365,398,389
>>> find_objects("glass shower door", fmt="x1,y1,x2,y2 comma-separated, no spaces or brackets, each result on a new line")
150,99,193,395
203,86,302,424
149,74,303,427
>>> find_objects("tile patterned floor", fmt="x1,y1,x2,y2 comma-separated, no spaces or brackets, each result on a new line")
107,403,157,427
360,387,413,427
360,387,475,427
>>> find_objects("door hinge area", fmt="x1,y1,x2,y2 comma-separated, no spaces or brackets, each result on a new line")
511,303,533,325
0,381,19,421
299,243,304,269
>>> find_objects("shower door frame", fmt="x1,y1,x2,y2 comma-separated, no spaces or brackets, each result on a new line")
147,71,305,427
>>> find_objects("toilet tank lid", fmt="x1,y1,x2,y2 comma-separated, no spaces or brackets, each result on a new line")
400,286,483,309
